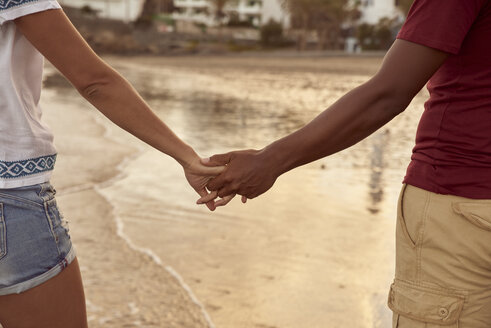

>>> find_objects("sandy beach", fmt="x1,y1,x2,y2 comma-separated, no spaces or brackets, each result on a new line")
39,55,425,328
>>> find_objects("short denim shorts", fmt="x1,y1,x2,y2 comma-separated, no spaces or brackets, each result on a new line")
0,182,75,296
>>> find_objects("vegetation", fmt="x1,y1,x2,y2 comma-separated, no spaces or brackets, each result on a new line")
136,0,174,28
227,12,254,27
395,0,413,15
260,19,285,47
283,0,360,50
80,5,98,16
356,17,401,50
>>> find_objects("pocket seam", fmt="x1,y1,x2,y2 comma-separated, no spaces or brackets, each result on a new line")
43,201,61,255
398,185,430,248
452,202,491,232
398,184,417,248
0,192,42,209
0,203,6,260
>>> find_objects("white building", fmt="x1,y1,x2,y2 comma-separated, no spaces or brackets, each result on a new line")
232,0,262,26
261,0,289,27
59,0,143,22
173,0,288,27
172,0,213,26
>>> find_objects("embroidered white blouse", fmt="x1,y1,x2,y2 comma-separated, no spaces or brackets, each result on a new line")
0,0,60,188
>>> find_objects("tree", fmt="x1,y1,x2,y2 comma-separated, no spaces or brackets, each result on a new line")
356,17,400,50
137,0,174,27
395,0,413,16
260,19,284,47
210,0,229,24
283,0,360,50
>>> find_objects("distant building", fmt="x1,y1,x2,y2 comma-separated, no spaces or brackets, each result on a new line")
59,0,143,22
261,0,289,28
172,0,213,26
173,0,289,27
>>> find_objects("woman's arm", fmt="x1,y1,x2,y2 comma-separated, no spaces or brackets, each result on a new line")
200,39,448,204
15,9,222,210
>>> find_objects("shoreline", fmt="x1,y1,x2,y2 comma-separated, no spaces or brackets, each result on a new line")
42,81,215,327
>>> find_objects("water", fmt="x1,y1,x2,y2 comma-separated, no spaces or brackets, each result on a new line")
45,55,426,328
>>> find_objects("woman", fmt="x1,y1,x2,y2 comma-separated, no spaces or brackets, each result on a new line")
0,0,222,326
200,0,491,326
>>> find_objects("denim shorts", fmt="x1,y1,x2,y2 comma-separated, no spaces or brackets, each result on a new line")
0,182,75,296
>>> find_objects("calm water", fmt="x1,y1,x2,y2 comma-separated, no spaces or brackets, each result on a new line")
46,55,427,328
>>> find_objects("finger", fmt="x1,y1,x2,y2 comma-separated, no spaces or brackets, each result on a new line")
196,163,226,176
196,188,216,211
196,190,218,204
218,186,237,198
215,194,236,207
205,200,216,211
241,196,247,203
207,175,227,191
201,153,232,167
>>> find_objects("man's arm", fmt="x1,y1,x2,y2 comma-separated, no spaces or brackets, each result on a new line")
201,39,448,203
15,9,223,210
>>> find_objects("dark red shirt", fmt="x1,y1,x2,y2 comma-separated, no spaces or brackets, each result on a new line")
397,0,491,199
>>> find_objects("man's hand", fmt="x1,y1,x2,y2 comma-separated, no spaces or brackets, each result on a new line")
197,149,280,206
183,157,225,211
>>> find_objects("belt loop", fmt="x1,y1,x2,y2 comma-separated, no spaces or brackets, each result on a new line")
38,182,46,197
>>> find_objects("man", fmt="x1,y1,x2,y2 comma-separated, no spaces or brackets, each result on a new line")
200,0,491,326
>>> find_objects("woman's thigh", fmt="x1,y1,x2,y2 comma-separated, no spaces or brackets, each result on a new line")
0,257,87,328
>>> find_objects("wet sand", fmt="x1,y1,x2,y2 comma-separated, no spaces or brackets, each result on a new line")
41,55,426,328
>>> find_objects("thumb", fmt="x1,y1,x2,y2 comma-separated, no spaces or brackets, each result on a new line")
197,163,226,176
201,153,232,167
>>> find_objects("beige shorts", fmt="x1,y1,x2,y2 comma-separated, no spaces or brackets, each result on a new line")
388,184,491,327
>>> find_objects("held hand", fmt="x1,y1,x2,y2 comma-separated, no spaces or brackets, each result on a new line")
183,157,225,211
197,149,279,206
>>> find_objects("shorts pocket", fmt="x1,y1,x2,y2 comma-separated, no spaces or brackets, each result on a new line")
397,184,429,248
388,280,465,327
452,202,491,232
0,203,6,260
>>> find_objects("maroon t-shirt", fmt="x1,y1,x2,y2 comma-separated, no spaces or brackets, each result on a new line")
398,0,491,199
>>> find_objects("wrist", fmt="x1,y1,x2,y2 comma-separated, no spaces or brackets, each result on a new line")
259,142,289,178
176,145,199,170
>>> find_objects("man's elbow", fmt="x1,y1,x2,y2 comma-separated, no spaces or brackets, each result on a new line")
384,93,412,116
367,78,415,117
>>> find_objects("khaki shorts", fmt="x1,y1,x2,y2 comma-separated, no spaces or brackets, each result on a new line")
388,184,491,327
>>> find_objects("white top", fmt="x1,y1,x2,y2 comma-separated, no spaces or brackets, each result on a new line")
0,0,60,188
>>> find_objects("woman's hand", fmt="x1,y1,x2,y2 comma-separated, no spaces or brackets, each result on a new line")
183,155,225,211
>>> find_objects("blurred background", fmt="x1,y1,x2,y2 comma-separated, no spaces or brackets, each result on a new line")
43,1,423,327
57,0,413,54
